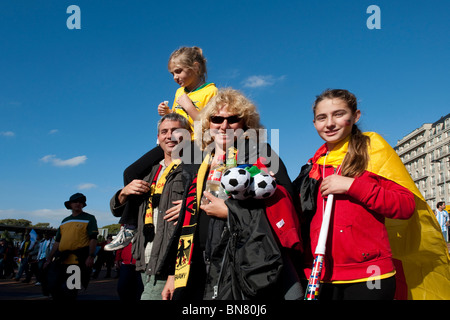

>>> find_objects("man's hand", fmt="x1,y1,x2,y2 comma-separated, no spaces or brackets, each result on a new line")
118,179,150,204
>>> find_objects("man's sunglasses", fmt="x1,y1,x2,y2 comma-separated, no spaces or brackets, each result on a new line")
210,115,241,124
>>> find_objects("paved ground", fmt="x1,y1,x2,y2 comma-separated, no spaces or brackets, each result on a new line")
0,268,119,300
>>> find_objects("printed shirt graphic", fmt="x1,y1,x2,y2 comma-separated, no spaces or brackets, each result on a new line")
56,212,98,252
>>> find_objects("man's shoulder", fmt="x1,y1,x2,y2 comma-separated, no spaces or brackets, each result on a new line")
80,211,97,222
145,162,167,180
60,214,74,224
62,212,96,223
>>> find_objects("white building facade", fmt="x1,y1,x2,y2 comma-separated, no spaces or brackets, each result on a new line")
394,113,450,210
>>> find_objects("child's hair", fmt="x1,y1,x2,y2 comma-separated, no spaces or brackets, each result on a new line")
313,89,370,178
168,46,208,82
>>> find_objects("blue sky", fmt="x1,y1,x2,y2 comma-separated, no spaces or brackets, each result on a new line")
1,0,449,228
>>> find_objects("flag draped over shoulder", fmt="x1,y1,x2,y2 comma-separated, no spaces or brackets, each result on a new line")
361,132,450,300
311,132,450,299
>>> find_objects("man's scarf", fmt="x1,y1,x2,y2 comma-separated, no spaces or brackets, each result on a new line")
144,160,180,225
308,132,450,300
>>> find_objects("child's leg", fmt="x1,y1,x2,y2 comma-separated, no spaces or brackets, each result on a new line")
119,145,165,226
123,145,164,185
105,146,165,252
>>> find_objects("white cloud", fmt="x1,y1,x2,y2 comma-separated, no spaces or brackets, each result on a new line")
40,154,87,167
0,131,15,137
221,69,240,80
48,129,59,135
242,75,286,88
78,183,97,190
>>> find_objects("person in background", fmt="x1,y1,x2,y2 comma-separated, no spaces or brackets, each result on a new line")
435,201,449,242
115,242,144,300
24,233,41,283
44,193,98,300
15,233,31,281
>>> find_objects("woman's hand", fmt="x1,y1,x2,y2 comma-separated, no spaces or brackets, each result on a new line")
162,275,175,300
200,191,228,219
320,175,355,196
164,200,182,225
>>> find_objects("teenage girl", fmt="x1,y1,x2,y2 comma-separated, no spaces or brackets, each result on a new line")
295,89,415,299
105,47,217,251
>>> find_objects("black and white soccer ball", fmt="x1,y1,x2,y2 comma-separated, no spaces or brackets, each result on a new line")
250,173,277,199
232,188,252,200
221,167,251,197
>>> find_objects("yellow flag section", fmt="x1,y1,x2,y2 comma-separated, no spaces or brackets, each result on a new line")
364,132,450,300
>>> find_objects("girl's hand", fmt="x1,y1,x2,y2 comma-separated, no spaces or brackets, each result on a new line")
158,101,171,116
200,191,228,219
320,175,355,196
176,94,199,120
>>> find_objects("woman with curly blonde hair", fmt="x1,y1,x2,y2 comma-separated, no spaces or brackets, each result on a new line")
162,88,303,301
196,88,265,151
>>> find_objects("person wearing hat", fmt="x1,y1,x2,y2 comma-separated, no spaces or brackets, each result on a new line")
44,192,98,300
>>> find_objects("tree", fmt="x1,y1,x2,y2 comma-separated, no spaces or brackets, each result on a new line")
101,224,121,235
33,223,51,228
0,219,32,227
1,229,12,241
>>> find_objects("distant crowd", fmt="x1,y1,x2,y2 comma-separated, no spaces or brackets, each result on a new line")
0,233,127,298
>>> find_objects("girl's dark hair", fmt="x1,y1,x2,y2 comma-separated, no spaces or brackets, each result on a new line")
313,89,370,177
168,46,208,82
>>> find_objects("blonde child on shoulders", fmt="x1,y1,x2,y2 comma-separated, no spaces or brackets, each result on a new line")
158,46,217,134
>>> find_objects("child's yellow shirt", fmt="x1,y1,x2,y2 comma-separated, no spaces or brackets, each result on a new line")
172,82,217,134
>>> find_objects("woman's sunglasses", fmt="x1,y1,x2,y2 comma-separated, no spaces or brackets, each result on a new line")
210,115,241,124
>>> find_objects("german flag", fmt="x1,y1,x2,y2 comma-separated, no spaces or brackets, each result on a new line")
363,132,450,299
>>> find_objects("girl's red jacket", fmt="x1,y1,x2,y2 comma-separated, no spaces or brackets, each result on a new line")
304,167,415,282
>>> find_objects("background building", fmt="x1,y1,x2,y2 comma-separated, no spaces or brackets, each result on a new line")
394,113,450,210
